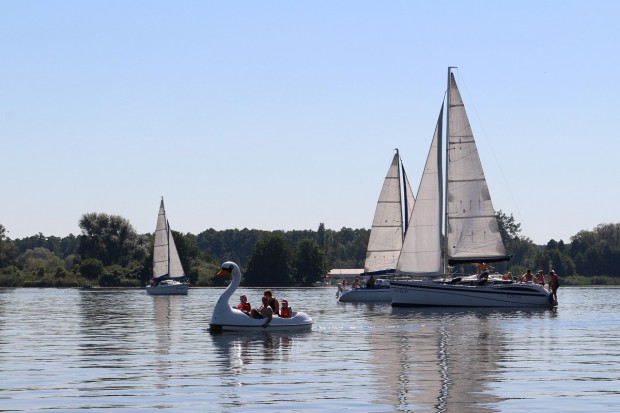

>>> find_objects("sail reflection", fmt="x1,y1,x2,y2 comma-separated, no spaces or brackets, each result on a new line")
367,307,549,412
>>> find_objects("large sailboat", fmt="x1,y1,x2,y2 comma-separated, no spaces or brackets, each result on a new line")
391,68,554,307
146,198,189,296
338,149,414,302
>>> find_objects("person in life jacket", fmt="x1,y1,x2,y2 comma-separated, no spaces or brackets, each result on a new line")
236,294,251,315
279,299,291,318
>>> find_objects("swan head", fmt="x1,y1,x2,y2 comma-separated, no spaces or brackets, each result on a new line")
216,261,237,277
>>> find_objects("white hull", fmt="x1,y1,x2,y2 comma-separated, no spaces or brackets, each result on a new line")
210,309,313,333
146,281,189,296
390,280,555,307
338,287,391,303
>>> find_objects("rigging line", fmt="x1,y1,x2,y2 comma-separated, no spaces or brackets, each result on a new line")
456,70,529,239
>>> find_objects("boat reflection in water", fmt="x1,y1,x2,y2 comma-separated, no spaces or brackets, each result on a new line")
365,307,550,413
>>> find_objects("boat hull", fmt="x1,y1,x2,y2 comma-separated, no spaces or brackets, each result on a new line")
390,280,555,307
210,310,313,333
146,282,189,296
338,287,391,303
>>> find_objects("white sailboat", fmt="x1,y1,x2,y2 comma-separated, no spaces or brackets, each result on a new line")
391,68,554,307
146,198,189,296
338,149,414,303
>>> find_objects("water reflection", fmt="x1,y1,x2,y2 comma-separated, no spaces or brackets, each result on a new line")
364,307,551,413
210,331,300,370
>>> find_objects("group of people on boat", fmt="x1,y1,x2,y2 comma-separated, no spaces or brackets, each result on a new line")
341,274,383,290
478,262,560,302
234,289,293,325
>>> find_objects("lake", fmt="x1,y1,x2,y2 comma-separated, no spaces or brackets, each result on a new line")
1,286,619,412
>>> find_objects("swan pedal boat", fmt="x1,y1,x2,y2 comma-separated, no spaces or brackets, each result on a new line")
209,261,313,333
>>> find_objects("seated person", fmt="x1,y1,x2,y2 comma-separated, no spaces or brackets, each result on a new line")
236,294,251,314
351,278,361,288
279,299,292,318
263,289,280,315
366,275,375,288
250,296,274,324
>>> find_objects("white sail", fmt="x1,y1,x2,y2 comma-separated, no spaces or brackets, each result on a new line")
152,199,185,280
364,153,404,273
166,219,185,278
402,166,415,234
446,73,508,264
397,105,444,275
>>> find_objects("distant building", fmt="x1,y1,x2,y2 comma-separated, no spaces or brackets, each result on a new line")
325,268,364,281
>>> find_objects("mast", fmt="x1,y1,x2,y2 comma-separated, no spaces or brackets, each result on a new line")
444,66,456,277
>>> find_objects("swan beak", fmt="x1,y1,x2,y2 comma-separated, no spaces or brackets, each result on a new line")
216,268,232,277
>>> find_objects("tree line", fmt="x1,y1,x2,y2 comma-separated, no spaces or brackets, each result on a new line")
1,212,620,287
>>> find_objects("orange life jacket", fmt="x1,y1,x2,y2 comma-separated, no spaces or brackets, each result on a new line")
280,307,291,318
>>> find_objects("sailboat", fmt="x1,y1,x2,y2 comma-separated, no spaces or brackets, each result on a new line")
391,68,554,307
146,198,189,296
338,149,415,303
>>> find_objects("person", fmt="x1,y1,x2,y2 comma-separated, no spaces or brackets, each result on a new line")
236,294,251,314
279,299,292,318
502,271,513,281
549,270,560,302
263,289,280,315
351,277,360,288
250,296,274,326
366,274,375,288
477,262,490,274
521,269,534,283
536,270,545,286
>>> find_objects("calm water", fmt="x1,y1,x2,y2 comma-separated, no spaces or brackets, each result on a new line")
1,286,619,412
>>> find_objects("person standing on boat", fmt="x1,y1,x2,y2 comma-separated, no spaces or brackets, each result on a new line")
477,262,490,274
549,270,560,302
536,270,545,286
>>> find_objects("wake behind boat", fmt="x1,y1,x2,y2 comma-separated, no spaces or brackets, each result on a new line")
391,68,554,308
338,149,414,303
146,198,189,296
209,262,313,333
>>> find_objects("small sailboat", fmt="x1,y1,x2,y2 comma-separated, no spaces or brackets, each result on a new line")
146,198,189,296
209,262,313,333
338,149,414,303
391,68,554,307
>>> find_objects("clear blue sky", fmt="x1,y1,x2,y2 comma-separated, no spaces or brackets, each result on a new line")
1,1,618,245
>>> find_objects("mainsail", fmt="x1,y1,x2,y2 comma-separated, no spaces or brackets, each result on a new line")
152,199,185,280
446,72,508,265
364,151,414,274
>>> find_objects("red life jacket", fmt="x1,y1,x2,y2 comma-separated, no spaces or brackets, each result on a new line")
237,302,251,312
280,307,291,318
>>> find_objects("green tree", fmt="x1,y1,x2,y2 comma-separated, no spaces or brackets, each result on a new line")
18,247,66,274
80,258,104,280
292,238,328,286
0,224,17,268
77,212,148,266
243,232,291,286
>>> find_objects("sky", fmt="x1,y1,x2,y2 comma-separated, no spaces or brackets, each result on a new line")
1,1,619,245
